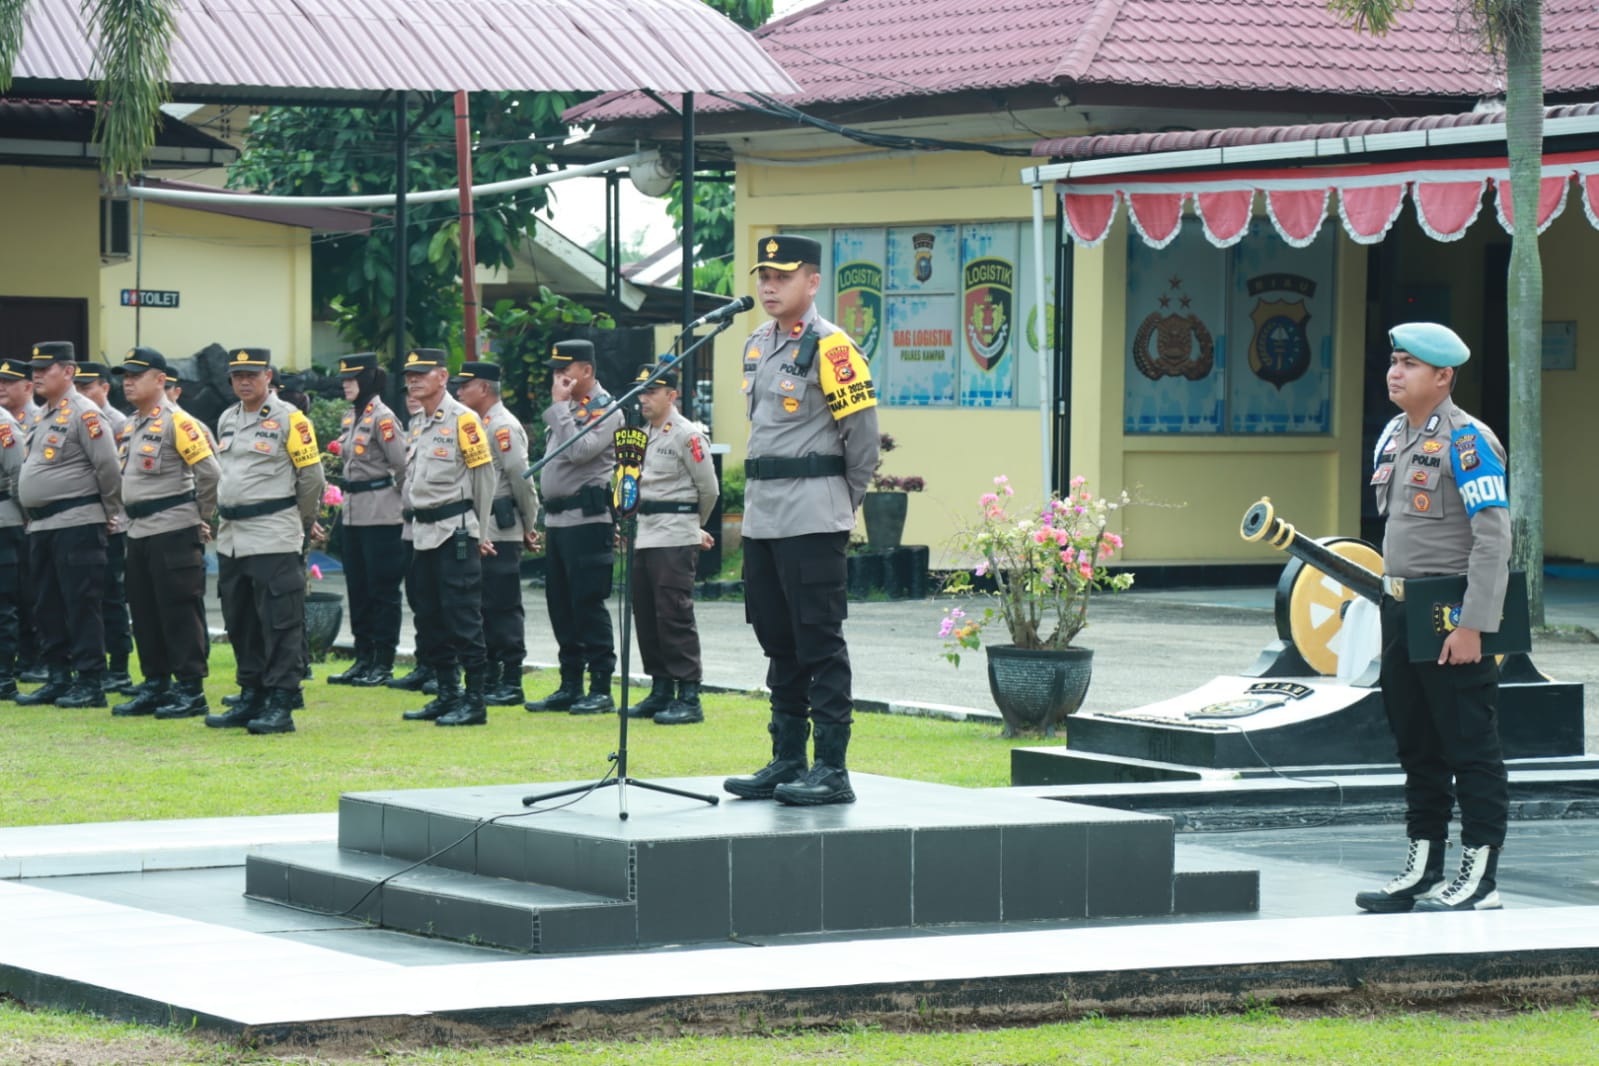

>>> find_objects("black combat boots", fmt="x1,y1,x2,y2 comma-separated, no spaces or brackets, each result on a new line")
351,648,394,687
247,688,298,734
525,667,583,712
387,661,436,692
1415,844,1503,912
775,722,856,806
403,667,459,721
154,678,209,720
327,648,373,685
485,659,525,706
654,681,704,726
568,674,615,715
723,714,810,799
0,668,16,701
206,686,265,728
113,676,170,717
1355,839,1448,913
57,671,108,709
102,656,135,694
438,667,488,727
627,677,675,719
15,666,72,706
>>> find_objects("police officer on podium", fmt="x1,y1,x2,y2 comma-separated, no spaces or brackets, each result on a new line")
15,342,124,708
111,347,220,720
723,235,879,805
397,349,497,727
1355,322,1512,914
453,360,541,706
628,367,718,726
206,348,325,735
525,340,622,715
73,361,135,693
0,358,29,699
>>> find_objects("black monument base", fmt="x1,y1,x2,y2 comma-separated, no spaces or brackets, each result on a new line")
245,774,1257,954
1011,672,1585,786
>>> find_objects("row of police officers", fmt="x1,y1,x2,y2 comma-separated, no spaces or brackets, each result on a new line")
8,232,880,806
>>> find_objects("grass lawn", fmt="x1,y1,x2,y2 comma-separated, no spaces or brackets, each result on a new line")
3,652,1594,1062
1,648,1032,826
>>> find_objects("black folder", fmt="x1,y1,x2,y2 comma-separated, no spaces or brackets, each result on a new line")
1405,570,1531,662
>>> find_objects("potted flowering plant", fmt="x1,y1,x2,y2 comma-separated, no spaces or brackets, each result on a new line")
939,475,1134,736
861,433,926,551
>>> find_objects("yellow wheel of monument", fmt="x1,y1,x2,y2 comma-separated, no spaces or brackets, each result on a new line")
1279,537,1383,677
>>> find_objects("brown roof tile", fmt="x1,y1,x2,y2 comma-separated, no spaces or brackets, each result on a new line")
571,0,1599,124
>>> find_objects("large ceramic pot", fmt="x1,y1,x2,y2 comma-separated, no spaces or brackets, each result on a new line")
861,491,908,551
985,644,1094,738
304,590,345,662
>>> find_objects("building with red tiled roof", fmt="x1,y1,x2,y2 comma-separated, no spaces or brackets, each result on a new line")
572,0,1599,576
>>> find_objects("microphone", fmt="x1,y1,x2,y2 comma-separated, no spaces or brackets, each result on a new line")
684,295,755,331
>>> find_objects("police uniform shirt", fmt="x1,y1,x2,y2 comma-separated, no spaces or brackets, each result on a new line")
18,389,123,532
337,397,406,526
1372,397,1511,630
401,391,496,552
215,397,325,558
96,400,132,533
0,407,24,530
740,304,879,539
538,388,620,529
636,405,719,550
482,400,541,542
118,394,220,539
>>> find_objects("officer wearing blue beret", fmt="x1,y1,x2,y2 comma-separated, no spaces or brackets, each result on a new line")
1356,322,1512,914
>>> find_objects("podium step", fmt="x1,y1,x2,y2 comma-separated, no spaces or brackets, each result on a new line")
246,843,635,953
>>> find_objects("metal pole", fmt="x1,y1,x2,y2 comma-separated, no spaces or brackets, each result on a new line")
134,189,145,346
679,92,696,419
454,91,479,358
393,91,410,371
1030,178,1052,499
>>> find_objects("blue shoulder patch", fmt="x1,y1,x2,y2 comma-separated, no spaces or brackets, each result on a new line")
1450,425,1507,516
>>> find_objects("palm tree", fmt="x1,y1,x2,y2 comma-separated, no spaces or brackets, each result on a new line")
1330,0,1546,623
0,0,176,182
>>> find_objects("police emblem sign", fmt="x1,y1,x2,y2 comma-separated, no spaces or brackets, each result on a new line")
835,260,882,360
1246,273,1316,390
962,256,1013,372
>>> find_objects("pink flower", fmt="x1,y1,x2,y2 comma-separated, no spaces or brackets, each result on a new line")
980,493,998,506
1060,548,1076,564
1052,529,1069,547
310,564,324,580
1032,531,1048,544
950,608,965,620
322,486,345,506
939,617,955,637
1070,475,1087,488
1078,562,1093,579
994,475,1009,485
974,561,989,576
1105,533,1124,550
1074,505,1085,515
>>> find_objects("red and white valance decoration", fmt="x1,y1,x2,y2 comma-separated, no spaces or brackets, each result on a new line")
1060,150,1599,249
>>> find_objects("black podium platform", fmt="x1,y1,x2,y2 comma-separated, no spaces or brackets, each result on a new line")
245,774,1258,953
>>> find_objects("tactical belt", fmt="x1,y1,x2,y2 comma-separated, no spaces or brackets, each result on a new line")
0,491,10,503
544,484,611,515
745,454,845,480
126,490,197,520
24,494,101,521
638,500,698,515
218,496,296,521
404,499,472,524
342,475,395,494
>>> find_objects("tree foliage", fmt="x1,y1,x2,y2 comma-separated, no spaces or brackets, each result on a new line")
667,179,739,296
484,290,614,426
227,92,582,355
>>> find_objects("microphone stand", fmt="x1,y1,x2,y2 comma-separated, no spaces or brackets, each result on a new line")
522,320,734,819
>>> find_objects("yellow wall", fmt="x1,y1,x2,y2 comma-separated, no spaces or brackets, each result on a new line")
0,167,103,356
730,149,1597,567
99,202,313,368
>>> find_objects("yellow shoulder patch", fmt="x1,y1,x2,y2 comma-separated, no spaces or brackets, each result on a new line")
815,330,877,420
458,412,491,469
172,412,213,465
286,410,321,469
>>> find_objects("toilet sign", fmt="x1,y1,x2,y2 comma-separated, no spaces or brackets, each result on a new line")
121,289,180,308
